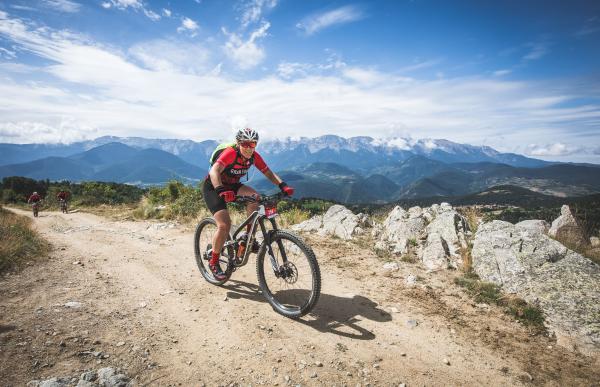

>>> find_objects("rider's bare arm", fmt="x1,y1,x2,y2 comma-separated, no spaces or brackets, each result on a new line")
209,163,226,187
262,169,283,186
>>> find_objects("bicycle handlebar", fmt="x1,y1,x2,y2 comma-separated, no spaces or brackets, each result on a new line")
235,192,288,204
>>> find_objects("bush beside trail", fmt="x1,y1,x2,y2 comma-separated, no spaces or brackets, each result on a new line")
0,206,50,273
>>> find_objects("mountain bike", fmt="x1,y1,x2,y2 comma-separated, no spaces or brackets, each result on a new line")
59,199,68,214
194,192,321,318
31,202,40,217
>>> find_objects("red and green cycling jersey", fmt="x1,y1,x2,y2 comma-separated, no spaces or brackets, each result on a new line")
206,146,269,186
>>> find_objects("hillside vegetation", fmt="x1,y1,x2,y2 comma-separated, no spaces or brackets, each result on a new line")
0,207,50,273
1,176,146,209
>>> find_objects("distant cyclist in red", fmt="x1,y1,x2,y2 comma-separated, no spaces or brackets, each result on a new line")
203,128,295,280
28,191,41,204
57,190,70,213
56,190,69,201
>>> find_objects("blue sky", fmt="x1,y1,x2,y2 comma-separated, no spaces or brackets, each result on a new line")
0,0,599,163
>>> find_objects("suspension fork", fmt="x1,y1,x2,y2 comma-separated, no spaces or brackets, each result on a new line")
259,218,289,275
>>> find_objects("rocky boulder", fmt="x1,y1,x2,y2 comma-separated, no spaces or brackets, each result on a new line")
375,206,426,255
375,203,469,270
548,205,586,247
472,220,600,354
291,205,369,240
421,210,468,270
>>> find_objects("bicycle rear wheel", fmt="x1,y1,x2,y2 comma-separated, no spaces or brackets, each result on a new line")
194,218,233,285
256,230,321,318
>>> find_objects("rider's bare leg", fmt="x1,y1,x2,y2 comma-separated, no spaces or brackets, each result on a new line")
212,209,231,256
237,185,260,229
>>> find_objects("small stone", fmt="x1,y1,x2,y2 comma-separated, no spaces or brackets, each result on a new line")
64,301,83,309
315,361,323,367
401,352,406,357
373,363,380,369
116,341,125,347
224,296,228,301
309,372,317,378
406,319,418,328
443,358,450,365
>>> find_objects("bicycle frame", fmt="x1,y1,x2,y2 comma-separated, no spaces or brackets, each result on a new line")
223,196,290,274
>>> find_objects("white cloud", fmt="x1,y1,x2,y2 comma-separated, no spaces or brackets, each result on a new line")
0,119,98,144
0,47,17,59
493,69,511,77
102,0,160,21
162,8,171,17
240,0,277,28
296,5,364,36
0,11,599,159
396,58,443,73
223,22,269,69
177,17,199,35
525,143,580,156
42,0,81,13
575,17,600,38
523,41,550,61
10,5,39,12
128,39,210,74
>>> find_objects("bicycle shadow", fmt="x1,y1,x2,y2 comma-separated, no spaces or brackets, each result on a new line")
223,280,391,340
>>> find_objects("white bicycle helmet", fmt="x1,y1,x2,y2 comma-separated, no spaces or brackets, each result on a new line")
236,127,259,142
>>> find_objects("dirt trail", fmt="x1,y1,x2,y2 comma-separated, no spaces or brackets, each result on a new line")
1,208,599,386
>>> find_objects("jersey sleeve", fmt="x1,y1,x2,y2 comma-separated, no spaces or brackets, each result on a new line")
215,147,237,167
253,152,269,173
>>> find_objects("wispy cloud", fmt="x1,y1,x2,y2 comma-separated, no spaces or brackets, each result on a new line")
177,17,199,35
493,69,512,77
574,16,600,38
396,58,443,74
239,0,277,28
223,22,270,69
162,8,171,17
9,5,38,12
522,40,550,61
525,142,580,156
128,39,210,74
296,5,364,36
101,0,160,21
42,0,81,13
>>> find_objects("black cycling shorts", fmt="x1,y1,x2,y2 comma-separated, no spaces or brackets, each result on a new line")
202,180,243,215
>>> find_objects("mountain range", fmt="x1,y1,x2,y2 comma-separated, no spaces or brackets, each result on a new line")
1,135,599,202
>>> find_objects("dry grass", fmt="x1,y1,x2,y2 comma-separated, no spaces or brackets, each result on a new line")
0,207,51,273
458,206,483,233
459,244,473,272
454,272,546,330
277,208,311,228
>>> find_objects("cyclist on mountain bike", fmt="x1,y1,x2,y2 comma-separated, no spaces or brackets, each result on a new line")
57,190,70,213
203,127,295,280
28,191,41,204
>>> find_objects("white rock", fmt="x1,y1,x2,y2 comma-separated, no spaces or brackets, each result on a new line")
64,301,83,309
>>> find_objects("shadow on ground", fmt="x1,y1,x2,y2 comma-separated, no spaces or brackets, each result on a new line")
224,280,391,340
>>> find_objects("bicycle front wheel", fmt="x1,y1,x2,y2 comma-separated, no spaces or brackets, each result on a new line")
256,230,321,318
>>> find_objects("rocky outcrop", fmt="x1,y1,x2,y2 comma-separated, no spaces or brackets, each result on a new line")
548,205,586,247
374,202,469,270
292,205,370,240
374,206,426,255
472,220,600,354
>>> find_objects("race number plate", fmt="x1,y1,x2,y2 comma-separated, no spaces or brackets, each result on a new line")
265,206,278,218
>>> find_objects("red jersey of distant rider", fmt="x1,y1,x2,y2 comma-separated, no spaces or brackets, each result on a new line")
28,193,41,203
211,147,269,186
57,191,69,201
